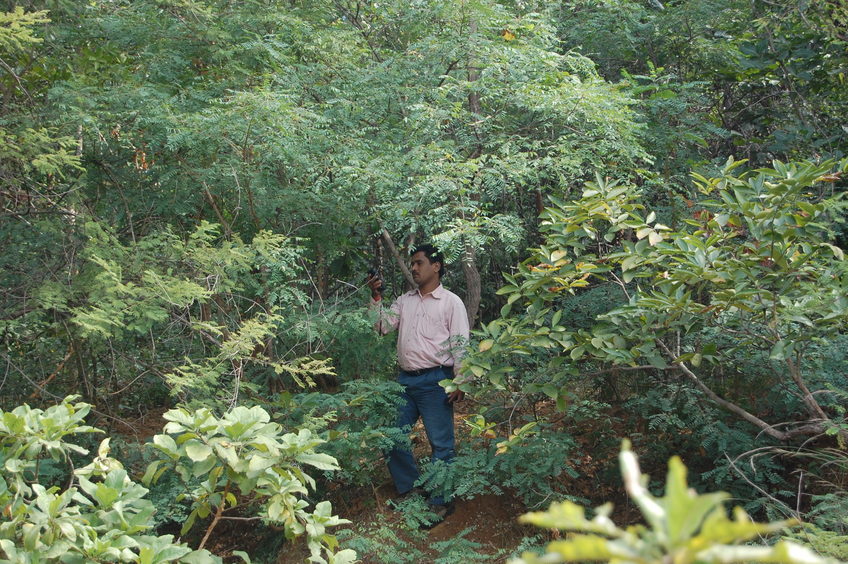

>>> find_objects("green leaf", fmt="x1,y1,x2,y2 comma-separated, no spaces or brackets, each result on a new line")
646,354,668,369
665,457,728,548
496,284,518,295
648,231,663,246
556,393,568,412
821,243,844,261
232,550,252,563
184,441,213,462
541,384,559,399
181,509,198,536
544,536,625,560
769,340,786,361
297,453,339,471
153,434,178,455
248,454,274,476
551,310,562,327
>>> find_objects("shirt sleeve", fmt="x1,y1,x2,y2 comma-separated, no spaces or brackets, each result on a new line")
369,296,401,335
446,295,471,380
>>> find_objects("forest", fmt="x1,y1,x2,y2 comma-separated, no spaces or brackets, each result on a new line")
1,0,847,562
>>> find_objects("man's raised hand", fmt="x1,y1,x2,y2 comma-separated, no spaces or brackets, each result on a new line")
366,271,384,300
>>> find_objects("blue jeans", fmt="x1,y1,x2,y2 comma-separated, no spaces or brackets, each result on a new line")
387,366,455,506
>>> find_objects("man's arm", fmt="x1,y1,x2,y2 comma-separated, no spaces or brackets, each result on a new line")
367,274,400,335
446,295,471,402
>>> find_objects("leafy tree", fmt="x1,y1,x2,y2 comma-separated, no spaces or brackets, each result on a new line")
467,157,848,445
554,0,848,166
0,6,83,218
3,215,326,411
344,0,649,323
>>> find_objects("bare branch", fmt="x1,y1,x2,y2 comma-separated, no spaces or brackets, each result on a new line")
381,227,415,288
657,340,790,441
0,55,34,104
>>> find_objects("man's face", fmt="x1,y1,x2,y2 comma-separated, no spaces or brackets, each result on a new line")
410,251,440,287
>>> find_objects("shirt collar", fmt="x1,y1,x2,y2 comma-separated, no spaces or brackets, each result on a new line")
412,283,444,299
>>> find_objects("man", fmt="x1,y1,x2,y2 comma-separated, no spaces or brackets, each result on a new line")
366,244,469,524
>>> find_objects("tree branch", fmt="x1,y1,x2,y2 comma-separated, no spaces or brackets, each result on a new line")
786,355,830,421
0,55,34,104
199,480,230,550
657,340,790,441
381,227,415,289
202,182,233,238
28,344,74,399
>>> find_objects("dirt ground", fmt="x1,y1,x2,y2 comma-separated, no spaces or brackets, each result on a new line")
274,479,536,564
109,405,171,442
275,402,547,563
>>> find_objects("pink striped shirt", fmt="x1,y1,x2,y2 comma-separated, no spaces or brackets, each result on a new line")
372,284,469,374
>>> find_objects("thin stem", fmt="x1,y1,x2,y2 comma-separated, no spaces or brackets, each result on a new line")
198,480,231,550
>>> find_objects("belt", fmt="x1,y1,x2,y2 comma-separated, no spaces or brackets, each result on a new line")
403,365,452,376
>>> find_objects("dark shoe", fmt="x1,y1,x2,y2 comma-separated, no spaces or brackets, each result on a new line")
421,502,455,530
397,486,427,500
389,487,427,511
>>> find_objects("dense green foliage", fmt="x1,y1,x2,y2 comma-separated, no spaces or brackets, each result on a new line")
2,0,847,561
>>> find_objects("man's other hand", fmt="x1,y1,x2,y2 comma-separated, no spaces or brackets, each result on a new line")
447,390,464,404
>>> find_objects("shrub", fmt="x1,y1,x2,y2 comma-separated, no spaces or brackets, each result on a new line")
0,396,355,564
145,404,355,564
0,396,216,563
512,440,839,564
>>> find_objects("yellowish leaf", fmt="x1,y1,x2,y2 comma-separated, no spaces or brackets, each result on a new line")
648,231,663,245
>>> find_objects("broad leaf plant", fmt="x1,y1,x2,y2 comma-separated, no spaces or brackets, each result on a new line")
465,158,848,444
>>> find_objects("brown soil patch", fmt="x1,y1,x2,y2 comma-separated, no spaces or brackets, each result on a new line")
275,481,535,563
109,406,170,442
428,491,532,551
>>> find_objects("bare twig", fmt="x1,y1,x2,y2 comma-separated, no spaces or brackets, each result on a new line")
381,227,416,288
0,56,34,104
724,452,799,520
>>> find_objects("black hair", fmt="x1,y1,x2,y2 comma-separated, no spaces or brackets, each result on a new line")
410,243,446,278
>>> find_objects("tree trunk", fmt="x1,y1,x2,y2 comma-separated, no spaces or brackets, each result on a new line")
461,19,482,327
315,250,328,301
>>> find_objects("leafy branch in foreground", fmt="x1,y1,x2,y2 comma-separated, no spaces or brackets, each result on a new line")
512,440,839,564
0,396,216,563
145,405,355,564
0,396,355,563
